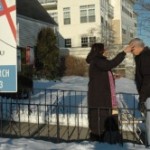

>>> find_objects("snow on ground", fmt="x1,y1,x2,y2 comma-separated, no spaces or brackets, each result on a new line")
33,76,89,91
33,76,137,93
0,137,149,150
1,76,149,150
115,77,138,94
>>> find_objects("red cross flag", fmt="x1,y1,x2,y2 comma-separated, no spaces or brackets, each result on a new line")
0,0,17,92
0,0,16,40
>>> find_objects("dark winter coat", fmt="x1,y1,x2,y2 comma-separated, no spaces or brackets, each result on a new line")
86,51,126,136
134,47,150,102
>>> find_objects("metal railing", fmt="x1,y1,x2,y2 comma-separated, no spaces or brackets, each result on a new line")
0,89,146,145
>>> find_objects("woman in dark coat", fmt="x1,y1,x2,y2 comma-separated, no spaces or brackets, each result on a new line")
86,43,132,141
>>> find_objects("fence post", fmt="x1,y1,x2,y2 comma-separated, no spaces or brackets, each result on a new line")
56,95,60,142
18,104,21,137
28,104,31,136
0,98,2,136
45,89,47,123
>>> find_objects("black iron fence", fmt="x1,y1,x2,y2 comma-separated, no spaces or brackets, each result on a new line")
0,89,146,145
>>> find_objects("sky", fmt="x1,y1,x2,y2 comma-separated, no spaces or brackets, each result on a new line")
134,0,150,46
0,76,150,150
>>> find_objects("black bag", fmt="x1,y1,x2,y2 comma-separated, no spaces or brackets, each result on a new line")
101,114,123,144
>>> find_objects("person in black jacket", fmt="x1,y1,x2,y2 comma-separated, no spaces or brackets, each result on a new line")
129,38,150,146
86,43,133,141
129,38,150,112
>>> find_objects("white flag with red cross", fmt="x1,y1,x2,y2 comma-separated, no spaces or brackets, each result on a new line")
0,0,17,92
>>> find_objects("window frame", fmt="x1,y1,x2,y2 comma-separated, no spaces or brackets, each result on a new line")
65,38,72,48
63,7,71,25
80,5,95,23
81,36,96,47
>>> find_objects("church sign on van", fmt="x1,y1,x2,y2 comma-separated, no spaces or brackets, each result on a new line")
0,0,17,92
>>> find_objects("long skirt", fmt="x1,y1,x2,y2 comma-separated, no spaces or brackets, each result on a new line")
88,107,112,136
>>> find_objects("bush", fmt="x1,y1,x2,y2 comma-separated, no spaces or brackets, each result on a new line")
64,55,87,76
35,27,60,80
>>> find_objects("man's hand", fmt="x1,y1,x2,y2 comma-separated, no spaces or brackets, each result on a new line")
138,101,146,113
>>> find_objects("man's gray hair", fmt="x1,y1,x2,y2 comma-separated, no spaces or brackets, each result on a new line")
129,38,145,47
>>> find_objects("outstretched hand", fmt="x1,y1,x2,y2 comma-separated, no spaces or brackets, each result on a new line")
123,44,135,53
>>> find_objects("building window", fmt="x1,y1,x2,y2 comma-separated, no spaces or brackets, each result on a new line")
101,16,104,24
130,32,134,38
134,23,137,27
80,9,87,23
81,36,96,47
122,28,126,34
81,37,88,47
65,39,71,48
105,21,108,27
49,12,58,23
129,12,132,18
80,5,95,23
63,7,71,25
88,7,95,22
122,5,133,18
89,37,96,46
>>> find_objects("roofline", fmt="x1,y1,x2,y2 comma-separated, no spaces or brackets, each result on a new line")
17,14,58,27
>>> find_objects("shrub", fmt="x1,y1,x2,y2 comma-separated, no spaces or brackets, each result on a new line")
34,27,60,80
65,55,87,76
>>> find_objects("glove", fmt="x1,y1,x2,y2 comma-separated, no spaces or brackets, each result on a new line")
138,102,146,113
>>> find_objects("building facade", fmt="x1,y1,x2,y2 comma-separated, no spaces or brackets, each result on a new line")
111,0,137,45
38,0,114,57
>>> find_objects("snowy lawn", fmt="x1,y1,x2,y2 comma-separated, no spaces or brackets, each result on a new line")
0,137,149,150
0,76,149,149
